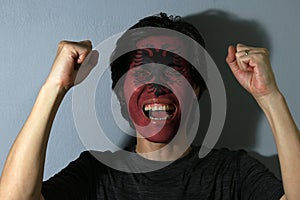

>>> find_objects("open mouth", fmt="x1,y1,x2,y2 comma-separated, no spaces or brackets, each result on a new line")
143,103,176,121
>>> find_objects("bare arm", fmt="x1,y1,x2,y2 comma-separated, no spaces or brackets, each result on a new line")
226,44,299,200
258,84,300,200
0,40,92,200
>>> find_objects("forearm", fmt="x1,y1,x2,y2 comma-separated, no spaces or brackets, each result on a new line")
0,82,66,200
258,92,300,200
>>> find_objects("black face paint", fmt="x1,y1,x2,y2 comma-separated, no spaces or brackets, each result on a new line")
149,83,173,97
130,48,191,87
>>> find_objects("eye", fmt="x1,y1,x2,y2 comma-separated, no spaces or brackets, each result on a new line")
171,57,190,76
132,67,153,85
164,67,181,77
162,63,192,85
160,67,181,84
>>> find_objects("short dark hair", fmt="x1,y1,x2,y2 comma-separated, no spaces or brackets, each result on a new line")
110,13,207,125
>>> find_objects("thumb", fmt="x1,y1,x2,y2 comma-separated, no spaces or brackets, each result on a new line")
77,40,93,64
226,45,239,73
74,50,99,85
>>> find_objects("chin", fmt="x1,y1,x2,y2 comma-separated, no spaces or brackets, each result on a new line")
134,117,181,143
144,130,177,143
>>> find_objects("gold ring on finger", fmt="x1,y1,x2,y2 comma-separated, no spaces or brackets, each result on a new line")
244,49,250,56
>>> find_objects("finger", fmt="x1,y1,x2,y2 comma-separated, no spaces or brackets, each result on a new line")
235,47,268,71
226,45,236,63
236,50,251,58
78,40,92,49
74,50,99,85
236,43,268,55
235,44,256,70
235,51,250,71
76,40,93,64
236,43,256,52
57,40,92,65
238,56,254,72
238,52,269,72
226,45,240,73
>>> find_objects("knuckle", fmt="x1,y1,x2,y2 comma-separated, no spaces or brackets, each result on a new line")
58,40,67,47
81,40,92,50
254,53,264,60
58,40,72,52
260,48,269,55
60,42,75,52
84,40,92,45
264,48,270,55
57,40,92,56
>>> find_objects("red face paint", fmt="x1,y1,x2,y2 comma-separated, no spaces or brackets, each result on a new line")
123,36,196,143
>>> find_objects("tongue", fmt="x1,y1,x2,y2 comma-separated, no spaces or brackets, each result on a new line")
150,110,168,118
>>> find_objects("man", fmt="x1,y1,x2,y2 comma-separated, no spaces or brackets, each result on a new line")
0,13,298,199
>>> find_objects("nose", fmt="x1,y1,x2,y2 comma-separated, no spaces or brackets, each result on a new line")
148,63,163,77
148,83,171,97
147,63,169,83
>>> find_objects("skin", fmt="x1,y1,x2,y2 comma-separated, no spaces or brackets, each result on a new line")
0,39,297,199
123,36,195,143
0,40,93,200
123,36,200,160
226,44,298,200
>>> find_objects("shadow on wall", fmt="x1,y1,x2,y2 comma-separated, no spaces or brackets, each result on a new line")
185,10,281,178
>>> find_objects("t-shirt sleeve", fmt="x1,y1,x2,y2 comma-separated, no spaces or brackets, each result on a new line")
41,151,100,200
239,150,284,200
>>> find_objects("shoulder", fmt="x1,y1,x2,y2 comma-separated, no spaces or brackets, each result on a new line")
190,147,262,176
200,147,247,162
77,150,115,166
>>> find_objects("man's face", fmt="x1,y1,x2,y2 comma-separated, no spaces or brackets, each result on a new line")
123,36,197,143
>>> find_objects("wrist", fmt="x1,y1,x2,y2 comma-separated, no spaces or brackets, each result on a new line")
255,90,284,112
41,81,67,105
43,79,68,97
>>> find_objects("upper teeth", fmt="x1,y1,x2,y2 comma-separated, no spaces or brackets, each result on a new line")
144,104,175,111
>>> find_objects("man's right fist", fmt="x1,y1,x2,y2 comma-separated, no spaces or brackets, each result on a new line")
45,40,94,92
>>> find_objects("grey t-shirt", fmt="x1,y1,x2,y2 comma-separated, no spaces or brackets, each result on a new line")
42,147,284,199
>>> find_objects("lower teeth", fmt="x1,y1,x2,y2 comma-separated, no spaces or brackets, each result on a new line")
149,115,172,120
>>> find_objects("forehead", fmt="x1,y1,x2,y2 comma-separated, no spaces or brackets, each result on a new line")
135,35,186,52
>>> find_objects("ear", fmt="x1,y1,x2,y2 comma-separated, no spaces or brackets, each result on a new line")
115,88,126,106
193,84,200,99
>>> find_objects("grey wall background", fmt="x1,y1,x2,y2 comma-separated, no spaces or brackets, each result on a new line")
0,0,299,180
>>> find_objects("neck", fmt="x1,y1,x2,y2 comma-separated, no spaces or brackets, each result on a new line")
135,131,192,161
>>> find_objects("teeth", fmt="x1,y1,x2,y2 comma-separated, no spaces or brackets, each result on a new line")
144,104,175,111
149,115,172,121
143,104,175,121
